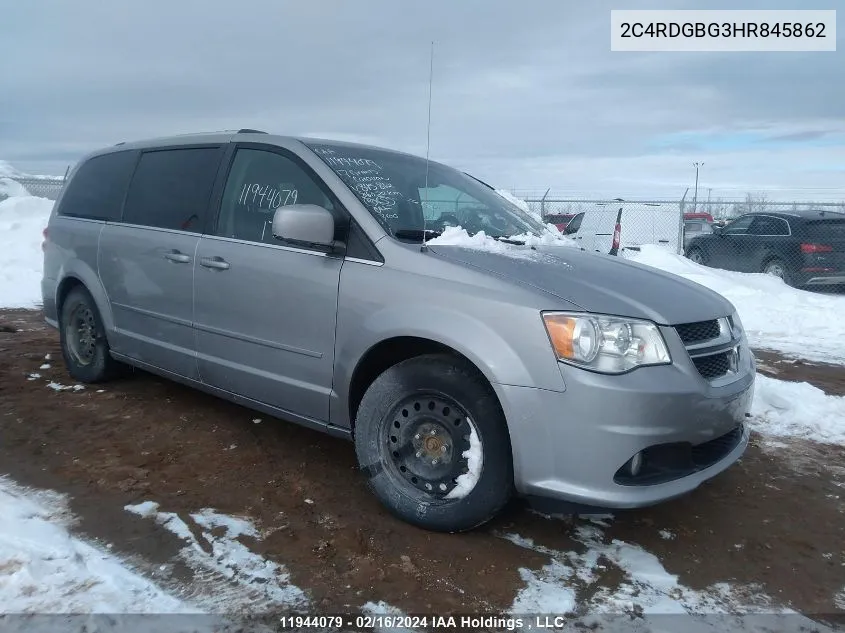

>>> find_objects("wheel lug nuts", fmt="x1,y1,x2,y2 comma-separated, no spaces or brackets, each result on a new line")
440,446,447,453
432,459,438,465
414,434,421,440
416,451,422,458
429,429,436,436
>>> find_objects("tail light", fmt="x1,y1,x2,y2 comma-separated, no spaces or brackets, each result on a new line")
41,228,49,251
611,223,621,251
800,243,833,254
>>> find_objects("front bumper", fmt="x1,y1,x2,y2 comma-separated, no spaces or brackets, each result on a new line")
496,337,755,510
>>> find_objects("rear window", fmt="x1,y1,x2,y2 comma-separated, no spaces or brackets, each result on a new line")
123,147,222,232
802,219,845,240
545,214,573,224
58,150,137,221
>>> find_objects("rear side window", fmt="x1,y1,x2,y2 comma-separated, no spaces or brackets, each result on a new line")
749,216,790,236
803,219,845,239
58,150,136,221
123,147,221,232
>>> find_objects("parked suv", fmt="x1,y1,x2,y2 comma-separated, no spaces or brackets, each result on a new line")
685,210,845,288
43,131,754,532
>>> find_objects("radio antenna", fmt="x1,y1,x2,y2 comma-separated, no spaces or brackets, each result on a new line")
421,40,435,252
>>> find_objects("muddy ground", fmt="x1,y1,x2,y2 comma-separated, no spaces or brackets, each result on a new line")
1,308,843,623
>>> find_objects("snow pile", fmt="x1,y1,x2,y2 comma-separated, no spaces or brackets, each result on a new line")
0,477,190,614
627,245,845,364
750,374,845,445
504,523,832,631
496,189,536,217
428,226,575,256
0,193,53,308
445,418,484,500
0,178,30,199
125,501,308,611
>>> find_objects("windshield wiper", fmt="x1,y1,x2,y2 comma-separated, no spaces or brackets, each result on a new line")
493,235,527,245
393,228,443,241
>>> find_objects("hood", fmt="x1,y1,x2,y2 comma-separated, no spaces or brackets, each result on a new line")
427,244,734,325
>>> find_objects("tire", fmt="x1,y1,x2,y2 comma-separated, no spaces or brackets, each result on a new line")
354,354,513,532
687,247,707,265
763,258,794,287
59,287,123,383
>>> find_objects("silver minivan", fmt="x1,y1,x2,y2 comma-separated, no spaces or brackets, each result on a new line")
42,130,754,532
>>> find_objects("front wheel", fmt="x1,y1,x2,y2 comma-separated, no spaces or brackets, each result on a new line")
354,354,513,532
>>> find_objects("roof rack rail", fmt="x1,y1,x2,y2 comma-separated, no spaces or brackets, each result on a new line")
115,141,126,146
237,128,268,134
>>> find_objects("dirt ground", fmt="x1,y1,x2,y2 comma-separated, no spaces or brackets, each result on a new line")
1,308,844,623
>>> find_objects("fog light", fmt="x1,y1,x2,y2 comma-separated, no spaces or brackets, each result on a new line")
629,451,644,477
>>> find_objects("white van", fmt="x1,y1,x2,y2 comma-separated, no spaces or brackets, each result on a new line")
563,204,681,255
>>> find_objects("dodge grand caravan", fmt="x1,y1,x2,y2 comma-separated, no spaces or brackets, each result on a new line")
42,130,754,532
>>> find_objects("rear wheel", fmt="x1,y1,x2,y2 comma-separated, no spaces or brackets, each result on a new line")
687,247,707,265
354,354,513,532
59,287,123,383
763,258,794,286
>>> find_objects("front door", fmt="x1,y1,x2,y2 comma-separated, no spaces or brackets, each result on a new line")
193,146,346,422
712,215,754,271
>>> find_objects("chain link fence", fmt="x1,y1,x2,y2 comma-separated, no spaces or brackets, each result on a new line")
526,197,845,289
1,172,843,289
0,176,66,201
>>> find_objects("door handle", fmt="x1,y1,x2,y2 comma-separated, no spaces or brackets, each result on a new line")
164,250,191,264
200,256,230,271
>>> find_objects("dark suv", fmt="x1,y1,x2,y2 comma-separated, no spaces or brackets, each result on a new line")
685,210,845,288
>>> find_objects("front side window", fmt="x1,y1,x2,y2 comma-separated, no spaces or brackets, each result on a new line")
216,148,339,245
306,142,546,241
723,215,754,235
123,147,221,232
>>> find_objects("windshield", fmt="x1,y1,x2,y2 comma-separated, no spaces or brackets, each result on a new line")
306,141,546,240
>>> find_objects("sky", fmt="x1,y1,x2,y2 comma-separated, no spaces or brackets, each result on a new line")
1,0,843,201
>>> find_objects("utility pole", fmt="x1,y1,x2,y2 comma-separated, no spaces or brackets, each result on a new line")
692,162,704,212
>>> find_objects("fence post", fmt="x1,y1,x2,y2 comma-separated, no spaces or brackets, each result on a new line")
540,188,550,219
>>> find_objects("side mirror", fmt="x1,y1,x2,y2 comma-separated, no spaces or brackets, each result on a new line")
272,204,335,249
712,225,723,235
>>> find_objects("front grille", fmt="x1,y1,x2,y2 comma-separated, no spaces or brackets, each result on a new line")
675,319,720,345
692,352,731,380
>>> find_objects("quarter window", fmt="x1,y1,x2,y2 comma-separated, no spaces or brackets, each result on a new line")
216,149,339,244
58,150,137,221
123,147,222,232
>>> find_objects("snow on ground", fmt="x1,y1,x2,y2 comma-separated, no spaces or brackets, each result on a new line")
627,245,845,365
503,523,837,632
0,477,190,614
750,374,845,445
0,193,53,308
124,501,308,612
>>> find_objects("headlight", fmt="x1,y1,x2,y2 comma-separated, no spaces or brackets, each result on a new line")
542,311,671,374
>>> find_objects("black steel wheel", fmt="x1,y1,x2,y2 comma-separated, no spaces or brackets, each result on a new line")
354,354,513,532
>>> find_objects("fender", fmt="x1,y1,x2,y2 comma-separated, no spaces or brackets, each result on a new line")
331,301,567,428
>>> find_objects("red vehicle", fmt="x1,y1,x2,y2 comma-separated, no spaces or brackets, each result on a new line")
545,213,576,232
684,212,714,223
